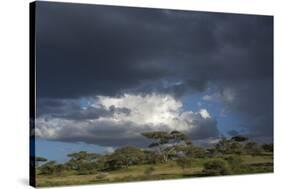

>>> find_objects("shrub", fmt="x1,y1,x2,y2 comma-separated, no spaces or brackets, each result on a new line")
203,159,231,176
224,155,243,172
262,143,273,153
39,161,57,175
145,152,163,164
229,142,243,155
185,146,206,158
244,142,262,156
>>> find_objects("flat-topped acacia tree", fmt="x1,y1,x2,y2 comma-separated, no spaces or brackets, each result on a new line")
142,130,190,163
66,151,101,173
35,156,48,167
105,146,146,169
215,135,249,155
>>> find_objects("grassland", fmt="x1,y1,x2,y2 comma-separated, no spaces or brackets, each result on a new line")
36,154,273,187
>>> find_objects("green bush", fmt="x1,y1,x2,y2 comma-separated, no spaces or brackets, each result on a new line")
39,161,57,175
244,142,262,156
203,159,231,176
262,143,273,153
224,155,243,172
145,152,163,164
184,146,206,158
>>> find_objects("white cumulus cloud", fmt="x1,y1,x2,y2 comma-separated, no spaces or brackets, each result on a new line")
35,93,219,146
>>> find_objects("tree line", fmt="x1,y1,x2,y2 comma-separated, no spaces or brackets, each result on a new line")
35,130,273,177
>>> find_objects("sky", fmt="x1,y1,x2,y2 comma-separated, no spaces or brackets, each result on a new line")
34,1,273,162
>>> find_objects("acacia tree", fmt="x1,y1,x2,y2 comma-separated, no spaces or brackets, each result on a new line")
105,146,145,170
35,156,48,167
184,146,206,158
230,135,248,154
215,137,232,154
215,135,248,155
262,143,273,153
244,142,262,156
66,151,100,173
231,135,248,142
39,161,57,175
142,130,188,163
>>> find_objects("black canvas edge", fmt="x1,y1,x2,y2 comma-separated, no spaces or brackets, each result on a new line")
29,1,36,187
272,16,274,170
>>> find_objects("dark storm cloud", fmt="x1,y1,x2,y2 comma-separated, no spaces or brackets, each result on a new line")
188,118,219,140
54,121,153,147
203,79,273,138
37,98,130,120
36,1,272,99
35,1,273,140
222,80,273,137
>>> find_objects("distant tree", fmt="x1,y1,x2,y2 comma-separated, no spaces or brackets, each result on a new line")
203,159,231,176
170,130,188,142
105,146,145,170
39,161,57,175
244,142,262,156
67,151,100,163
229,141,243,155
66,151,100,174
35,156,47,167
142,130,188,163
231,135,248,142
94,155,107,170
262,143,273,153
215,137,232,154
216,135,248,155
205,148,217,157
184,146,206,158
230,135,249,155
54,164,65,176
143,150,163,164
224,155,243,172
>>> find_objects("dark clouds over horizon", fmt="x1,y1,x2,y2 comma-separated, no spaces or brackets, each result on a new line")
34,2,273,147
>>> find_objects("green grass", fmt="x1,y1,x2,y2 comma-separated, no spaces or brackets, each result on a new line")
36,154,273,187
